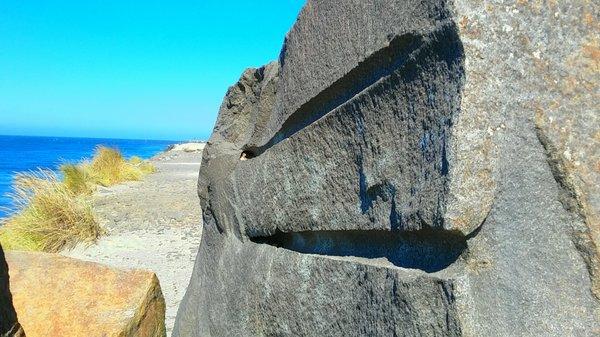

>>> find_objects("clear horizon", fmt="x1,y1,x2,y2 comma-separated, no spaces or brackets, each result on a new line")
0,1,305,141
0,133,182,142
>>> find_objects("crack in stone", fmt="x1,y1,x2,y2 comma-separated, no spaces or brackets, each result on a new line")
250,228,467,273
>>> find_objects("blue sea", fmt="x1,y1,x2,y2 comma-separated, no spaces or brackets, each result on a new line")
0,135,176,218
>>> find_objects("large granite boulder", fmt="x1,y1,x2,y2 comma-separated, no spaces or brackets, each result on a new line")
174,0,600,336
5,251,166,337
0,245,24,337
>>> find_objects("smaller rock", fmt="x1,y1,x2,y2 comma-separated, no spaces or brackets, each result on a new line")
167,143,205,153
5,251,166,337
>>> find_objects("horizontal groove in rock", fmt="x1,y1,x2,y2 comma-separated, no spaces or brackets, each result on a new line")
250,229,467,273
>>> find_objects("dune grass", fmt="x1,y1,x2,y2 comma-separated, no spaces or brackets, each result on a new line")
0,146,156,252
0,170,99,252
61,164,94,195
80,147,156,187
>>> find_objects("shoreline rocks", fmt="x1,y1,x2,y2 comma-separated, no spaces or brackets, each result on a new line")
163,142,206,154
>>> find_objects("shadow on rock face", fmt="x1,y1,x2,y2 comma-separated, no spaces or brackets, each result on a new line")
0,244,24,337
250,228,468,273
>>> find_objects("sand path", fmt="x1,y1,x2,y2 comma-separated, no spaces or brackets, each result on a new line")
62,148,203,336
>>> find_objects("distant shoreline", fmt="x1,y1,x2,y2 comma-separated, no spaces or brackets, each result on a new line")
0,133,185,143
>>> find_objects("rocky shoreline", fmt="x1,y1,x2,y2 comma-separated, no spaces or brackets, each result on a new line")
2,0,598,335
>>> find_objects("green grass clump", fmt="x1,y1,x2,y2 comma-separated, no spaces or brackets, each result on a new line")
130,156,156,175
61,164,94,195
0,146,156,252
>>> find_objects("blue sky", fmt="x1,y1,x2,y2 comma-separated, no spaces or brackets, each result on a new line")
0,1,305,141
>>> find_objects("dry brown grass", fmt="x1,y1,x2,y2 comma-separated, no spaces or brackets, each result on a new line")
0,170,101,252
83,146,156,187
0,146,156,252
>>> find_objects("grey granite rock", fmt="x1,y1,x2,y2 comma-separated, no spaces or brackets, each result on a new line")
174,0,600,336
0,245,24,337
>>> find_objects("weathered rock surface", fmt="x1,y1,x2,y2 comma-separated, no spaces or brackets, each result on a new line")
6,251,166,337
0,245,24,337
175,0,600,336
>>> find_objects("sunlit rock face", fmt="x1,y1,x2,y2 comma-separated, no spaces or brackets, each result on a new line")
5,251,166,337
173,0,600,336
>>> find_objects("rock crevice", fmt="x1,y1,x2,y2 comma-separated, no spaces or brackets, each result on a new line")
249,228,468,273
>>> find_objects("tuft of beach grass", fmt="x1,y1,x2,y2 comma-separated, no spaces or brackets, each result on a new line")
82,146,156,187
0,146,156,252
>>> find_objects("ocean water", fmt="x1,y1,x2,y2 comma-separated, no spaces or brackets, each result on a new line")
0,135,176,218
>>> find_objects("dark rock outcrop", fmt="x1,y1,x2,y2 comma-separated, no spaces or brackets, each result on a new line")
0,245,24,337
175,1,600,336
